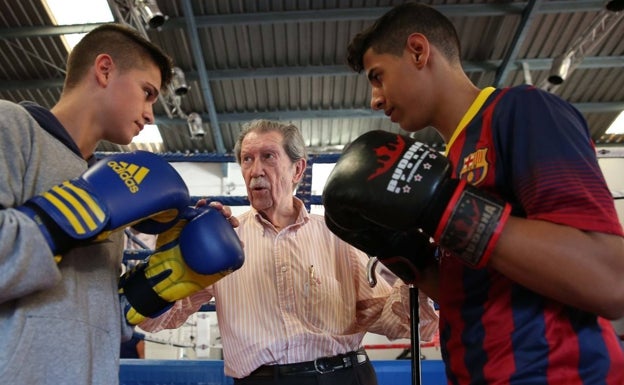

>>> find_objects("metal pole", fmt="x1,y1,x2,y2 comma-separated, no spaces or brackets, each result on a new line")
367,258,423,385
410,285,422,385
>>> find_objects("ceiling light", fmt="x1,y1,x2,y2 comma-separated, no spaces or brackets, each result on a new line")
606,111,624,135
132,124,163,144
606,0,624,12
135,0,166,29
170,67,189,96
547,53,573,85
42,0,114,51
187,113,206,138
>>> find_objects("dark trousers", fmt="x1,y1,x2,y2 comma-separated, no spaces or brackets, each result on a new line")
233,359,378,385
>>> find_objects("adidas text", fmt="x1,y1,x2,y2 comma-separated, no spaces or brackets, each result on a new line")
107,161,147,193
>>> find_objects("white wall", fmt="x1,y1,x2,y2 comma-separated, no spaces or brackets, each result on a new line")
170,162,249,216
599,157,624,336
599,157,624,222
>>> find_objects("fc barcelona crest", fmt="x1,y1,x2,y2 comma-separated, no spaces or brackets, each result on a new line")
459,148,489,185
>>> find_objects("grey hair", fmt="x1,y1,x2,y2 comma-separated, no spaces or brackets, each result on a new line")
233,119,307,165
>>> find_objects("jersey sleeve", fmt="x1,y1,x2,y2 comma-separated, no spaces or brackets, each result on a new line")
495,86,622,235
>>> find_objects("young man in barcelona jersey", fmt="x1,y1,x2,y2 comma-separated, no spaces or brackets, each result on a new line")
322,2,624,384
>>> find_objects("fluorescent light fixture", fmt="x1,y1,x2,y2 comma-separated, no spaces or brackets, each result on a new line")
132,124,163,144
42,0,114,51
606,111,624,135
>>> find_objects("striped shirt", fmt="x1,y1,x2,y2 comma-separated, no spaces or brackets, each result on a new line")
141,198,439,378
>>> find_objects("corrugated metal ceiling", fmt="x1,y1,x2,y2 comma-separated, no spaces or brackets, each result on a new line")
0,0,623,158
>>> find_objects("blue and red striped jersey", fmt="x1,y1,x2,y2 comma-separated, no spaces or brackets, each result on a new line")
440,85,624,385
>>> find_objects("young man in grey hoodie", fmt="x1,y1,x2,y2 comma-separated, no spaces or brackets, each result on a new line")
0,23,241,384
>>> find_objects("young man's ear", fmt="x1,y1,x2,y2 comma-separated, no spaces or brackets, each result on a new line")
406,33,429,68
94,54,114,86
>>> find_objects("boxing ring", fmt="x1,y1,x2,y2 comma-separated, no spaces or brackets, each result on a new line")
120,152,446,385
119,359,447,385
114,139,624,385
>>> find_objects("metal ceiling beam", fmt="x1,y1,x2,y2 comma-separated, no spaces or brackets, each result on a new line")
155,108,384,125
153,102,624,125
537,7,624,91
185,56,620,79
2,56,621,91
0,1,605,39
181,0,226,156
495,0,543,87
160,4,523,26
0,23,104,38
125,1,610,27
98,147,624,162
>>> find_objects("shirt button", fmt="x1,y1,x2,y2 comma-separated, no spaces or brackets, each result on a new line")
281,266,287,272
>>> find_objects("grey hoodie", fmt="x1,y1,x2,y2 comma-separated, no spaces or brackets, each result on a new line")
0,100,127,384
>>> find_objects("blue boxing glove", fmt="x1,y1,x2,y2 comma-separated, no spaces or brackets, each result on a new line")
119,206,245,325
16,151,190,256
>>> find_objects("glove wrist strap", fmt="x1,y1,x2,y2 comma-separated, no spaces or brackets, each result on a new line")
434,180,511,268
16,203,65,255
121,264,172,319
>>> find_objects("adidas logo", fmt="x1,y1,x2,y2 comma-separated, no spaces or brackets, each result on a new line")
107,161,150,193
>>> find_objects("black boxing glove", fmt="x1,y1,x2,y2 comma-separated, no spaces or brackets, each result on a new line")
322,130,511,268
325,212,437,284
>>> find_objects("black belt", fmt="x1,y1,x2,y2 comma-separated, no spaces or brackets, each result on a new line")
248,348,369,377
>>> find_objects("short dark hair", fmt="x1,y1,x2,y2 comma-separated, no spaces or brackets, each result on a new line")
234,120,307,165
347,2,461,73
64,23,173,91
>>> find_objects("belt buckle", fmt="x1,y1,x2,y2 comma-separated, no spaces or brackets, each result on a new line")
313,358,335,374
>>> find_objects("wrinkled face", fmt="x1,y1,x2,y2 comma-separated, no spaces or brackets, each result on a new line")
363,47,431,132
101,62,161,145
239,130,301,214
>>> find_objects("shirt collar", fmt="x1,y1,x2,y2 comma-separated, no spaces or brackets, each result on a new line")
445,86,496,156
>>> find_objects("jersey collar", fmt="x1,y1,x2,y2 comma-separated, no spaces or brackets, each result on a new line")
445,87,496,156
